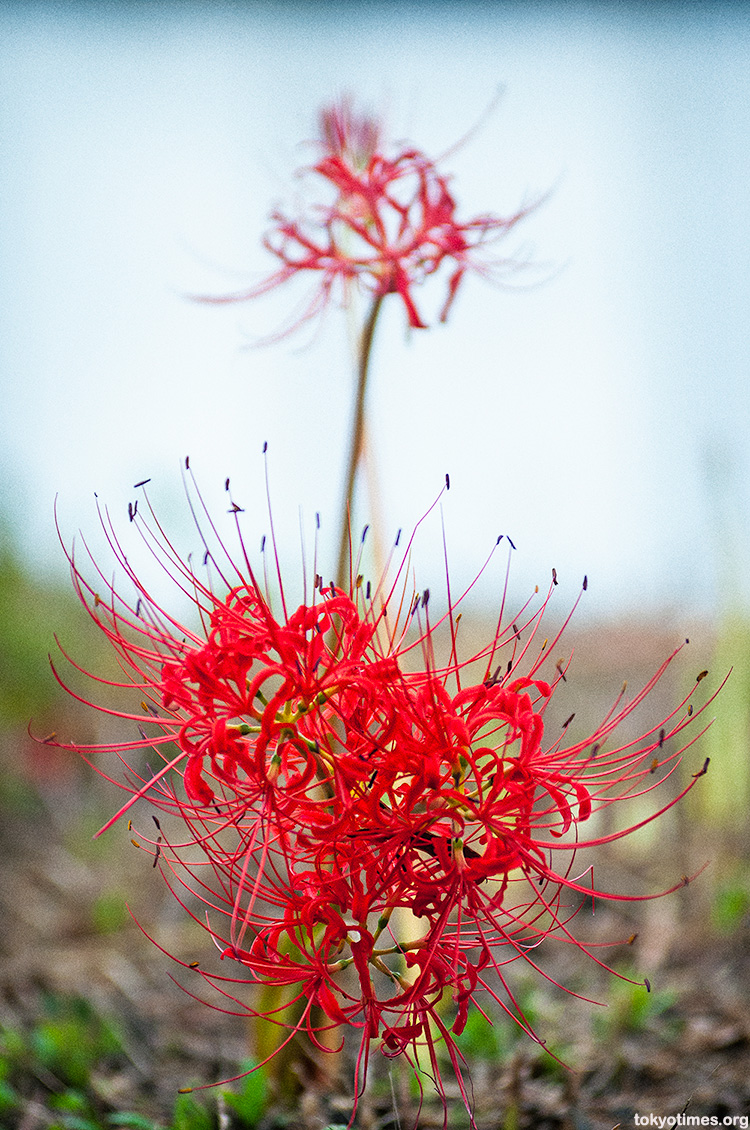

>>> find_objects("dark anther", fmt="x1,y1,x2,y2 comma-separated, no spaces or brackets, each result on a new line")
507,536,516,550
185,455,190,469
552,567,558,585
261,536,266,552
225,477,230,490
506,659,512,673
229,502,244,513
128,501,137,522
485,665,502,687
692,757,710,778
696,669,708,683
203,551,209,566
583,575,588,591
153,841,161,868
395,528,402,546
366,580,372,599
686,637,690,644
445,473,450,490
263,441,268,453
135,599,143,617
556,660,567,682
644,978,651,993
512,623,519,637
152,816,161,830
361,524,369,543
659,728,665,747
133,478,151,488
421,588,430,608
563,713,575,728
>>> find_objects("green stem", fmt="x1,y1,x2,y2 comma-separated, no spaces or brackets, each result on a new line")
335,293,384,590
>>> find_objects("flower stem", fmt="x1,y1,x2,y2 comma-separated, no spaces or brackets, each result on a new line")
335,293,384,590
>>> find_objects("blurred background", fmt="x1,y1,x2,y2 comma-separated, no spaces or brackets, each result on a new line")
1,2,750,1127
2,0,750,612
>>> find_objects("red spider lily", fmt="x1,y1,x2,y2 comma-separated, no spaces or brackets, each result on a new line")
196,97,539,336
49,469,717,1121
319,94,382,172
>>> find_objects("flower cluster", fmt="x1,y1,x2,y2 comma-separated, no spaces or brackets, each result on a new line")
53,473,714,1109
197,97,537,335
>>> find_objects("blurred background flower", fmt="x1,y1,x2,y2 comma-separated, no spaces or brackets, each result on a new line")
2,0,750,620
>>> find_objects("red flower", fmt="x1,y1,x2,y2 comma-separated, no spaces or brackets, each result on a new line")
50,472,717,1116
197,97,538,336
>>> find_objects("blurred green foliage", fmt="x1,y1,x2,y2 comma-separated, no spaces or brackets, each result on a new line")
0,518,122,821
711,872,750,934
454,979,566,1071
695,613,750,832
30,995,122,1089
222,1063,268,1126
0,994,122,1126
593,967,679,1041
454,1004,505,1061
0,993,271,1129
89,892,131,936
108,1115,165,1130
170,1093,213,1130
0,523,81,729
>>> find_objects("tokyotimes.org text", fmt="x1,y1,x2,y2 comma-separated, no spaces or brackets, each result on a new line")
634,1117,748,1128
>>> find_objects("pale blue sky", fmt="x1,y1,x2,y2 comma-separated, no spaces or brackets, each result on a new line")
2,2,750,618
